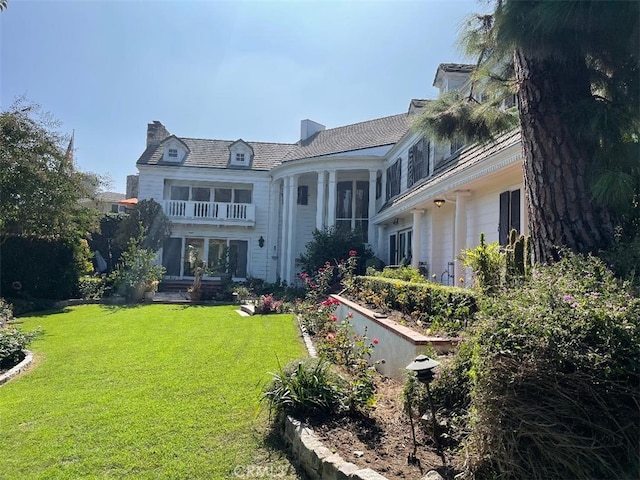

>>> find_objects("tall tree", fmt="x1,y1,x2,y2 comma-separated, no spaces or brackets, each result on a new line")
0,99,101,240
416,0,639,263
115,199,172,251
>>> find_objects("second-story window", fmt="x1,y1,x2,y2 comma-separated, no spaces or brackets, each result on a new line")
407,139,428,188
386,158,402,201
235,153,245,162
168,148,178,158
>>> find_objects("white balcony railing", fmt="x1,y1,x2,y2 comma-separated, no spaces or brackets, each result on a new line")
163,200,255,224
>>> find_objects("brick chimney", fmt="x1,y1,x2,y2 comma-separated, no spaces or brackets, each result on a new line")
146,121,170,147
126,174,139,198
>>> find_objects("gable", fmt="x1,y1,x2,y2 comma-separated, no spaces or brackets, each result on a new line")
161,136,190,163
228,139,254,168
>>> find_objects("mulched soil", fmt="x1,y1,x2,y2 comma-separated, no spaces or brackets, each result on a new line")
306,376,460,479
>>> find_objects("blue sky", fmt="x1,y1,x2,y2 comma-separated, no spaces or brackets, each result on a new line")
1,0,482,193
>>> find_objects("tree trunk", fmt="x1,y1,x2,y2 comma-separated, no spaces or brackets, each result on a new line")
514,48,613,263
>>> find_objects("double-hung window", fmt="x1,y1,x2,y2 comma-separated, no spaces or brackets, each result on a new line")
386,158,402,201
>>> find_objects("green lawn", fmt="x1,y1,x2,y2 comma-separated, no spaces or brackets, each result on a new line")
0,304,307,479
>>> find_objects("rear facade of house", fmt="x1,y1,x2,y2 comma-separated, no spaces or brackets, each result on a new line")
134,63,526,287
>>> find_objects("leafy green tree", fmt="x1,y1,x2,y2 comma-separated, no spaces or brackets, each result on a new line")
416,1,639,263
115,199,172,251
88,212,127,273
297,227,373,275
0,99,100,240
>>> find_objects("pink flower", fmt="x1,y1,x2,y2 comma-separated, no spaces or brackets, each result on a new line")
372,338,379,345
348,312,353,318
349,250,357,256
331,315,338,322
300,272,309,279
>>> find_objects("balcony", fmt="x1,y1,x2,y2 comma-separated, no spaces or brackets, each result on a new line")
163,200,255,226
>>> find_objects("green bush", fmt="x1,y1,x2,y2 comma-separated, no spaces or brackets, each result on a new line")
0,235,89,300
78,276,107,299
354,276,477,335
109,238,165,302
297,227,373,275
601,233,640,287
261,357,347,419
379,266,426,283
463,253,640,480
460,233,502,293
0,300,38,369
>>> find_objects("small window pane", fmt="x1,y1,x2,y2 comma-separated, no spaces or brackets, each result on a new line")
234,189,252,204
168,148,178,158
214,188,232,202
192,187,210,202
297,186,308,205
171,186,189,201
336,181,352,219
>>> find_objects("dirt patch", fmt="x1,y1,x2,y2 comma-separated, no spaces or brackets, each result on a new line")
307,376,460,479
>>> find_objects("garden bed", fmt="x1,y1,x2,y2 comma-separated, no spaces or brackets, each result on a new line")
332,294,461,381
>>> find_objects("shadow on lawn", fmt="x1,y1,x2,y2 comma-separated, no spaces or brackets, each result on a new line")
261,426,310,480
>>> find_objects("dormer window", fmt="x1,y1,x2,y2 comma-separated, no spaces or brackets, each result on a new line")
161,136,189,163
228,139,254,168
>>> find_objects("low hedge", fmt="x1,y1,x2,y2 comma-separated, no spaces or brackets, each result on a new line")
353,276,477,334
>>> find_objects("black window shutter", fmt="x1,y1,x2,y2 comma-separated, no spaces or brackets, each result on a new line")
389,234,397,265
510,189,521,234
499,191,510,245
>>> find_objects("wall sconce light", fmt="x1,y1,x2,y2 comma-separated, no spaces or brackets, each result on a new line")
433,199,445,208
393,218,400,225
258,236,265,248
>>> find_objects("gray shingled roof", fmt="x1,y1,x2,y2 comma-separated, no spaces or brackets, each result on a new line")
283,114,409,161
136,113,409,169
438,63,475,73
97,191,126,202
382,129,522,211
137,138,297,171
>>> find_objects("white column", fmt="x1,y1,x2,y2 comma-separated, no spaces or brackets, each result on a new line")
454,191,471,283
368,169,377,245
279,177,290,281
285,175,298,283
411,209,424,269
316,170,326,231
377,225,386,263
327,170,337,227
267,180,280,282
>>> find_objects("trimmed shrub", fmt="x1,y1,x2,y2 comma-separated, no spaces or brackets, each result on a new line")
379,266,426,283
0,235,88,300
354,276,477,335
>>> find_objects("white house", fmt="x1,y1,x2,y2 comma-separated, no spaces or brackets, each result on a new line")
134,63,526,286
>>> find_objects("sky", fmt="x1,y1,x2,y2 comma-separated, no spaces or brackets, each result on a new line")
1,0,484,194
